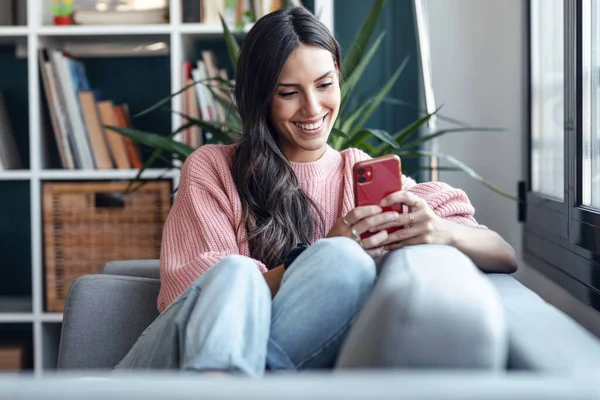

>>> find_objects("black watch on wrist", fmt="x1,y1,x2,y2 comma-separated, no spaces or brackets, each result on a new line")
283,243,309,270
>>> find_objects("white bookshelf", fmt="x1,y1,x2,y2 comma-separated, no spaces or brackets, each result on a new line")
0,0,334,375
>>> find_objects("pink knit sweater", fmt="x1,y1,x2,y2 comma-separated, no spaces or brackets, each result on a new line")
157,144,483,312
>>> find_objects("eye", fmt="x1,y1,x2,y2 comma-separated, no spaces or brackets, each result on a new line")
278,91,297,98
319,82,334,89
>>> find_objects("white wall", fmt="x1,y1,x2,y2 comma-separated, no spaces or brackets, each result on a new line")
425,0,600,337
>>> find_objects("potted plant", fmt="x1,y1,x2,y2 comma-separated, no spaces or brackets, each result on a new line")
51,0,73,25
107,0,514,200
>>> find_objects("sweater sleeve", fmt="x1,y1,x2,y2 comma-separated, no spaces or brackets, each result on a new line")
403,180,487,229
157,148,267,312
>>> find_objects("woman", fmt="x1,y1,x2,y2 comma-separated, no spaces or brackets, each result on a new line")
115,6,517,374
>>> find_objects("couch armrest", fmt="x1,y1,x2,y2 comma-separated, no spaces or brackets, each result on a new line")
101,259,160,280
58,275,160,370
488,274,600,372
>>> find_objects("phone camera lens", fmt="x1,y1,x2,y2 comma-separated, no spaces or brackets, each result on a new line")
358,168,365,174
359,176,366,183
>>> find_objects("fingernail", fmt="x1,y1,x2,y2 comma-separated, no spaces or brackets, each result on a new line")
375,206,382,213
380,200,387,207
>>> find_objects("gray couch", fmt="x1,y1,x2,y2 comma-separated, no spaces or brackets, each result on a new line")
57,259,600,372
3,260,600,399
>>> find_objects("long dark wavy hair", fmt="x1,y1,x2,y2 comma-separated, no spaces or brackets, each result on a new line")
232,6,342,270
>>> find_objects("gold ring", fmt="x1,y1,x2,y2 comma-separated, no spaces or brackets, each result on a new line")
408,213,415,223
342,214,351,226
351,228,360,239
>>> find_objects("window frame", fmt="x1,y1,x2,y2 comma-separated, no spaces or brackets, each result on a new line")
525,0,600,311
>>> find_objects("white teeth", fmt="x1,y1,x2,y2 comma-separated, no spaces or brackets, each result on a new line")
294,116,325,130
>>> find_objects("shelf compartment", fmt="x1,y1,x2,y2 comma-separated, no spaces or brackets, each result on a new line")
0,44,29,169
37,41,172,170
0,297,32,314
0,181,32,307
0,323,33,372
41,322,61,370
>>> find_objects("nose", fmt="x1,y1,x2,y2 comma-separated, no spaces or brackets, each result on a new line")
302,91,322,118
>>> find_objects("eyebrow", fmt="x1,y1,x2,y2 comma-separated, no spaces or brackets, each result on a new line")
278,70,335,87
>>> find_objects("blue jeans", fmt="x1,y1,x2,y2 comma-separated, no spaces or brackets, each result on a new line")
114,237,376,375
114,239,508,374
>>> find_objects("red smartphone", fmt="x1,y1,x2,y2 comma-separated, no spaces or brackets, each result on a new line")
353,155,403,240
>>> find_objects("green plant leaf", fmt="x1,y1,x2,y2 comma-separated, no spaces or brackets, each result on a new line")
204,76,235,90
397,149,517,201
203,85,242,129
340,98,375,133
383,98,471,126
340,32,386,111
330,128,347,138
340,60,410,149
342,0,386,79
133,79,201,118
355,128,398,149
373,106,441,155
347,55,411,137
105,126,194,158
123,120,199,192
174,112,241,143
220,13,240,72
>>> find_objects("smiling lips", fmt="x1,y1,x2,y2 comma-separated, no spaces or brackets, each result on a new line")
293,114,327,131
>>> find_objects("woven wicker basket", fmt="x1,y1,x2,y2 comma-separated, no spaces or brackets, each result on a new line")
42,180,172,312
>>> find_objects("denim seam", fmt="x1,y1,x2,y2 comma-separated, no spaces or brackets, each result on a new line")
113,293,189,369
266,337,296,370
296,315,358,369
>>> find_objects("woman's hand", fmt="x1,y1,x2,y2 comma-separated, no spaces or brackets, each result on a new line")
372,191,456,251
368,190,518,273
327,205,402,258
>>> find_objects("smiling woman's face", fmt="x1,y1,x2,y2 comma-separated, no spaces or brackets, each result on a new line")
270,44,341,163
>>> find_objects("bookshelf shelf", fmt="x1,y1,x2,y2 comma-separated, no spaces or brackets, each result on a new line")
37,25,173,37
0,171,32,180
39,168,179,181
0,27,28,37
40,314,63,323
0,0,333,375
0,314,34,323
178,23,252,36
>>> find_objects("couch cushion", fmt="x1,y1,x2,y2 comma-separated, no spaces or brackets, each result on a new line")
488,274,600,372
58,275,160,370
101,260,160,280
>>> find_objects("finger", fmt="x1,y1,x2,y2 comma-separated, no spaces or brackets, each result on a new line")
368,215,405,232
382,224,427,246
354,211,401,234
366,246,386,259
346,205,383,225
359,230,388,250
380,190,423,209
384,236,425,251
393,208,427,228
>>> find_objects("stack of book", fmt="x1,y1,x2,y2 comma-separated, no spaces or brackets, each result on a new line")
72,0,169,25
181,0,302,24
0,91,23,170
39,48,142,170
181,50,234,148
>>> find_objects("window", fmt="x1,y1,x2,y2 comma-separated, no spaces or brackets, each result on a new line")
525,0,600,310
